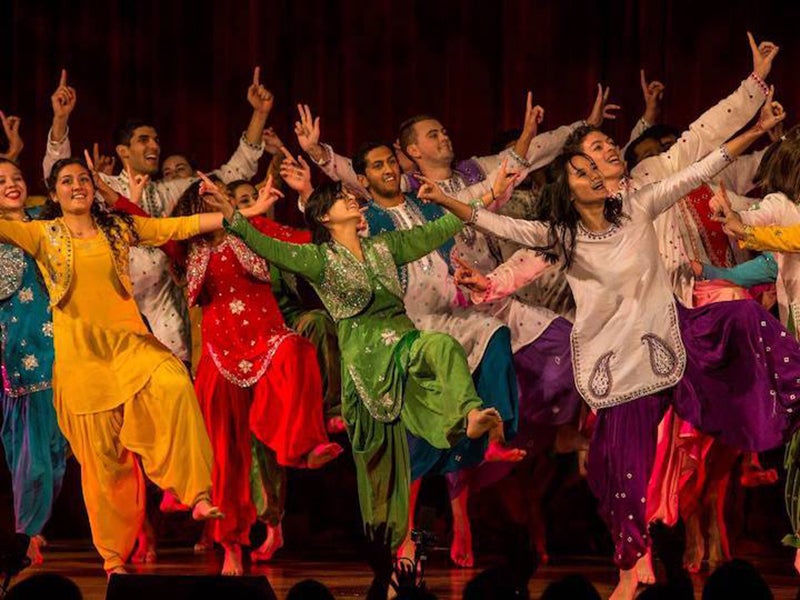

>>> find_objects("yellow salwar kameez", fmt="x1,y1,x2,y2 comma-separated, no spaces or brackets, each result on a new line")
0,214,213,570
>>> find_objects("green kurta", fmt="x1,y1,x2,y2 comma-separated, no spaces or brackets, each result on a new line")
226,211,483,546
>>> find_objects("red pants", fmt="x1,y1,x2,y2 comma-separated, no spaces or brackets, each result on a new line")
195,335,329,545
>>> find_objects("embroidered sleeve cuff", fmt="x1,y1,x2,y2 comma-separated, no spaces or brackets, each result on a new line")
47,126,69,148
469,277,493,305
740,225,757,248
309,143,333,167
507,148,532,169
240,132,264,153
748,72,770,98
720,145,735,165
223,210,247,230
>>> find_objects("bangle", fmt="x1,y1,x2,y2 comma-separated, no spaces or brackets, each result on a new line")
508,148,532,169
240,132,264,152
468,200,482,225
720,145,734,164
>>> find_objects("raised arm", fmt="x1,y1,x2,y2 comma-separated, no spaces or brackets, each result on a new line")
456,249,552,304
0,220,44,257
638,95,784,219
211,67,269,183
631,34,777,185
622,70,665,152
739,224,800,253
295,104,371,199
43,69,76,179
378,212,463,266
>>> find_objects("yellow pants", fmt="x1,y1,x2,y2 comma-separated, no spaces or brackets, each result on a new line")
55,358,213,570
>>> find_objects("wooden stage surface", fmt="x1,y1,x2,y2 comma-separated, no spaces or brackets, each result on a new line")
8,541,800,599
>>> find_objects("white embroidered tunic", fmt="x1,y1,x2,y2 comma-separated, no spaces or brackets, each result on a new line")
473,148,732,409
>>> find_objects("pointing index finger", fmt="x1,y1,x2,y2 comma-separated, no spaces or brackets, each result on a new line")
59,69,68,88
252,66,260,86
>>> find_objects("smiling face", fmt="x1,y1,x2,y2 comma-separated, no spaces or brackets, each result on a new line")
323,189,362,226
50,163,95,215
565,154,608,206
162,154,193,181
117,126,161,176
361,146,402,198
406,119,455,167
0,161,27,213
580,131,625,180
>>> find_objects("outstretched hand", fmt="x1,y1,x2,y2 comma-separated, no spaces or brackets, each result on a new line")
84,149,119,207
278,148,313,194
294,104,324,161
0,112,23,160
242,175,284,217
709,180,747,239
586,84,621,127
520,91,545,140
247,66,274,115
640,69,665,123
748,32,779,81
262,127,285,155
490,158,521,202
51,69,76,119
123,160,150,207
755,86,786,134
415,174,452,206
453,257,490,294
92,142,116,175
197,171,234,219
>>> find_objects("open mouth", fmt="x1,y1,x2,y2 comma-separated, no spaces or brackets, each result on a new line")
4,189,21,200
590,180,605,191
605,153,621,165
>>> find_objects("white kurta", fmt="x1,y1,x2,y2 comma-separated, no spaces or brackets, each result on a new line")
631,73,769,304
472,148,732,409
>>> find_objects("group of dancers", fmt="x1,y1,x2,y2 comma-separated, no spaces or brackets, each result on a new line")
3,31,800,599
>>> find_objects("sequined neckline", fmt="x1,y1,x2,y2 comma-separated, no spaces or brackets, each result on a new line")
333,239,366,264
577,221,619,240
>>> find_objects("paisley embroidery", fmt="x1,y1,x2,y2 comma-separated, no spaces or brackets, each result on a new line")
589,351,614,398
641,334,678,376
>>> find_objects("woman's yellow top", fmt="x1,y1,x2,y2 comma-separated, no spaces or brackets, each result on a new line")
742,223,800,253
0,214,200,414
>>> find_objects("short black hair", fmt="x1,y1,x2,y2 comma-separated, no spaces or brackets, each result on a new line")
624,124,682,168
397,114,437,154
113,118,157,147
352,142,395,175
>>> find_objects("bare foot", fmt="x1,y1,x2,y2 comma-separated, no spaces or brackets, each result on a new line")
450,527,474,568
484,440,526,463
106,565,128,580
251,523,284,562
194,523,214,554
740,465,779,487
609,567,639,600
326,416,347,434
306,442,344,469
397,535,415,565
466,408,501,439
222,543,243,576
192,498,224,521
130,527,157,564
635,551,655,585
554,425,590,454
160,490,190,513
27,535,44,566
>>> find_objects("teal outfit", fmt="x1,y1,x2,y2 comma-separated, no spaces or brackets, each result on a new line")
0,232,67,536
225,211,483,546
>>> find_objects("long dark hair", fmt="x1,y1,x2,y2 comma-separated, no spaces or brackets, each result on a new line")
304,181,345,245
753,124,800,200
528,130,627,269
43,158,139,261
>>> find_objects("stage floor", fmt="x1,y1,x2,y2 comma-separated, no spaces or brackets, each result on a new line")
8,542,800,599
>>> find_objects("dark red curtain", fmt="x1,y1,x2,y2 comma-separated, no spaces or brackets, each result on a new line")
1,0,798,197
